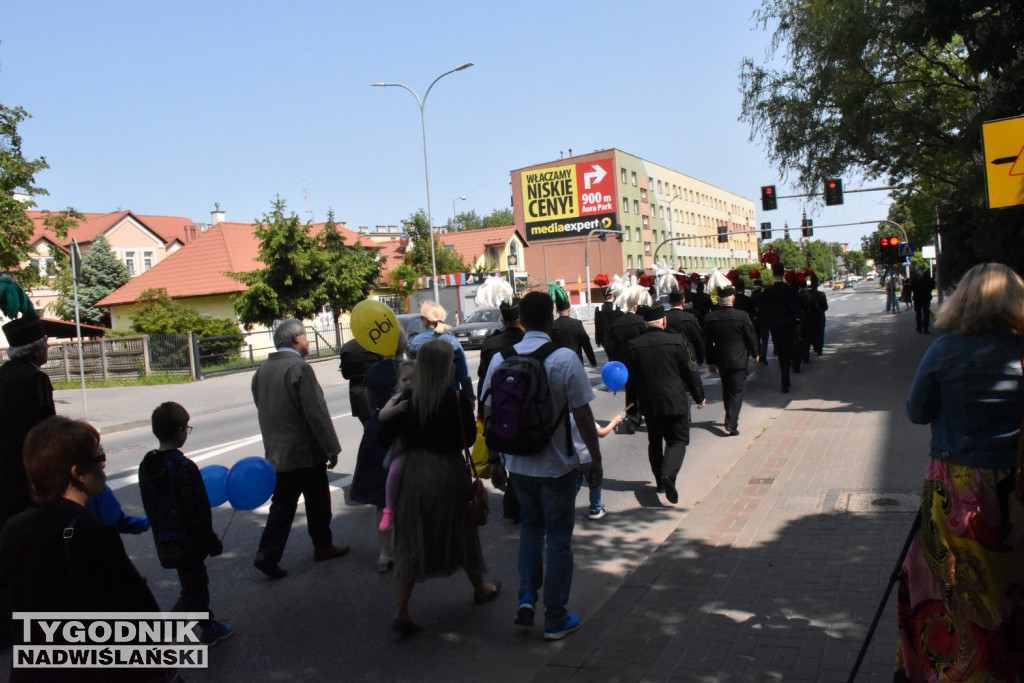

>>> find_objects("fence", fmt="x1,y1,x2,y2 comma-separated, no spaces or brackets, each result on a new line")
10,334,195,383
195,320,347,379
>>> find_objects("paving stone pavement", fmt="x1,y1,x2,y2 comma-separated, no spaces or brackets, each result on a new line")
539,311,935,682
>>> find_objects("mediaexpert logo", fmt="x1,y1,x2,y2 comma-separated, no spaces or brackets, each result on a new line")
13,612,209,669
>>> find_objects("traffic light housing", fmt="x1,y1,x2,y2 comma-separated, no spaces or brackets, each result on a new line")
760,222,772,241
879,236,901,264
717,224,729,243
761,186,777,211
824,179,844,206
801,217,813,237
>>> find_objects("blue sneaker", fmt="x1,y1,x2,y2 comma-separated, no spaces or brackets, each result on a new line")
199,621,233,645
513,591,536,627
544,613,581,640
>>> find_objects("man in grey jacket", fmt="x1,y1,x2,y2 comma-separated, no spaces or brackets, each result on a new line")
251,319,348,579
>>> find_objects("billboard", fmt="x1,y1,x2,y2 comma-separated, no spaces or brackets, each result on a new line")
521,158,616,241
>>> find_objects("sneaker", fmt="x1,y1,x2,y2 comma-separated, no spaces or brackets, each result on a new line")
513,591,536,628
199,621,233,646
588,506,607,520
544,613,582,640
379,508,395,532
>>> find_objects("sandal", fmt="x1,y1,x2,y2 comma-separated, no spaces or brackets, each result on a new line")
473,580,502,606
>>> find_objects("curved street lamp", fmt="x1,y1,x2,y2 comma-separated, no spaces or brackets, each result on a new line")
372,62,474,303
452,195,468,230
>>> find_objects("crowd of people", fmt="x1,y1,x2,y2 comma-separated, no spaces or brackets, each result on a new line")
1,259,1021,680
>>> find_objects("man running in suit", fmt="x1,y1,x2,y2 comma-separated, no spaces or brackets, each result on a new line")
704,287,759,436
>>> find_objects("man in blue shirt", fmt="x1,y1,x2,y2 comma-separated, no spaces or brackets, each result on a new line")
482,292,602,641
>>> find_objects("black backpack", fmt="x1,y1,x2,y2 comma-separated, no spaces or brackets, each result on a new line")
484,342,568,456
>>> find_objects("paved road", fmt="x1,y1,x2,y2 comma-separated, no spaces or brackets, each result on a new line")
4,285,926,681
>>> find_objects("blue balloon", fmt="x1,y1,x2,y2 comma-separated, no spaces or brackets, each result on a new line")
602,361,629,393
226,457,277,511
200,465,229,508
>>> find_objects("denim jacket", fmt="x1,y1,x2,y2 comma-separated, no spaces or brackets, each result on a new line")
906,330,1023,469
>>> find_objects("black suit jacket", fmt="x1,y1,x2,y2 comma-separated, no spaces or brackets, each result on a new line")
551,315,597,366
0,358,55,526
627,328,704,417
609,312,646,364
665,307,705,365
339,339,383,421
704,307,758,371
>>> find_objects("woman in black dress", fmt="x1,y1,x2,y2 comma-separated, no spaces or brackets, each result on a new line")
380,340,500,635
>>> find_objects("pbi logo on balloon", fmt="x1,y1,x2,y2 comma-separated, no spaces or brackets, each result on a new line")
367,318,393,347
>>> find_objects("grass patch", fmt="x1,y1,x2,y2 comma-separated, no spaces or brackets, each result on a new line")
52,373,194,390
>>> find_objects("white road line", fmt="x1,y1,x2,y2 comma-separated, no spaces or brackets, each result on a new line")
107,411,354,490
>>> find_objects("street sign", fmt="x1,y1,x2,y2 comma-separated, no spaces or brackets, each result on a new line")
899,241,914,257
981,114,1024,209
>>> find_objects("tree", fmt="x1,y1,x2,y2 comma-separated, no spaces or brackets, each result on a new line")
740,0,1024,282
481,208,514,228
230,197,323,328
1,103,82,285
402,210,469,275
53,235,129,327
129,288,241,366
318,209,380,326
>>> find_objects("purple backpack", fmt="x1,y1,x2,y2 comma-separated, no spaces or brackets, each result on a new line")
484,342,568,456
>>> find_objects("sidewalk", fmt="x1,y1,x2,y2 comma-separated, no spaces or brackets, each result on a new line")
543,311,934,682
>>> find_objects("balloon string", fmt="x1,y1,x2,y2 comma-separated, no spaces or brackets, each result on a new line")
220,509,237,544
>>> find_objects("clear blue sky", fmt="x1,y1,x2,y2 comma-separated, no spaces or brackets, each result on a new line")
5,0,890,251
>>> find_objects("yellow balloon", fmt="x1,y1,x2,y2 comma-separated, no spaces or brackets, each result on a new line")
350,299,399,356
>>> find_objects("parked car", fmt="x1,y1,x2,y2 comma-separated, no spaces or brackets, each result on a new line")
450,307,503,349
396,313,425,340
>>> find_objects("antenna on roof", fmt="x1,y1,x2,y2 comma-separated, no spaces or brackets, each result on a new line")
303,180,314,224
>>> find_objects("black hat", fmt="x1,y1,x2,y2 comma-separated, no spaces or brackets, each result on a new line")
640,305,666,323
555,298,571,312
668,291,684,305
499,299,521,323
717,286,736,298
2,314,45,347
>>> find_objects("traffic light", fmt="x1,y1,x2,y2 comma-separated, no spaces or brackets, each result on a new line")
824,179,844,206
717,224,729,243
761,185,777,211
879,236,901,263
760,222,772,241
801,217,813,237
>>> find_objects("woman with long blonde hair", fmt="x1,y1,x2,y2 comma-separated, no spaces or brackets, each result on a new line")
379,339,500,635
898,263,1024,680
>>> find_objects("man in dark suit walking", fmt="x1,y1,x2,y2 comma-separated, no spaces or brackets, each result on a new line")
551,299,597,368
704,287,759,436
664,291,704,365
627,305,705,504
758,263,802,393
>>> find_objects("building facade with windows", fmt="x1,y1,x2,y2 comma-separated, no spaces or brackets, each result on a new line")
510,149,758,300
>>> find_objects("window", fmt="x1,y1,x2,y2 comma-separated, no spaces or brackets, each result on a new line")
633,199,640,214
142,251,154,272
657,181,663,193
644,242,652,255
621,168,627,183
124,251,136,277
640,188,647,202
636,227,641,242
622,198,630,213
631,171,637,186
642,215,649,228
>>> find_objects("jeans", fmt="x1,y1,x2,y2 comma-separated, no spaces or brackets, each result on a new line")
575,463,602,511
510,470,577,629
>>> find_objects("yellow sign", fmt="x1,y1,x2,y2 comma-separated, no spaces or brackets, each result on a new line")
521,164,578,222
982,114,1024,209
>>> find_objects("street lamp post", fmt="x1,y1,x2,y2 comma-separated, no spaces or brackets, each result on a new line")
372,62,474,303
452,195,467,230
660,193,682,267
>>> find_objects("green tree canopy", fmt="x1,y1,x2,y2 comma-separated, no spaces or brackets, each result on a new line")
1,103,82,286
318,209,380,323
402,210,469,275
230,198,323,327
54,234,129,327
740,0,1024,282
129,288,239,336
444,207,515,232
